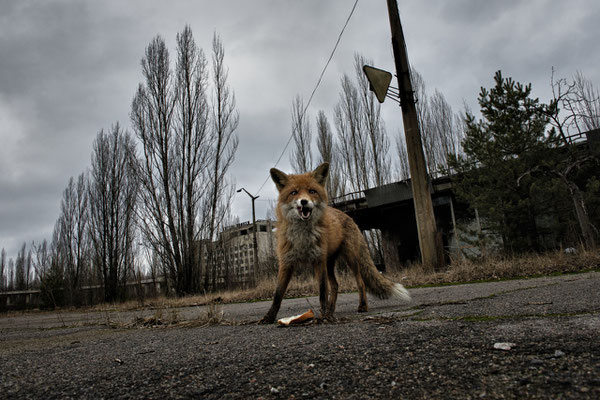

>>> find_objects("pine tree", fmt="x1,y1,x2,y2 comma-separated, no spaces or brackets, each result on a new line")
449,71,558,253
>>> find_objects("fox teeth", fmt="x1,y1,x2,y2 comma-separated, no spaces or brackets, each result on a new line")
299,208,312,219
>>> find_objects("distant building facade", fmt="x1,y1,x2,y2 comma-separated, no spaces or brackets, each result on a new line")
203,219,276,288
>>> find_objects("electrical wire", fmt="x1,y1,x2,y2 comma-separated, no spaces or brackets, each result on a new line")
256,0,360,194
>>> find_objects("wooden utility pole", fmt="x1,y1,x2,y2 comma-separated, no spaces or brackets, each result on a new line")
386,0,443,270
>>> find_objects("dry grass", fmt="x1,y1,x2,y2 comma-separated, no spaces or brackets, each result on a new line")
394,247,600,287
96,248,600,312
103,301,232,329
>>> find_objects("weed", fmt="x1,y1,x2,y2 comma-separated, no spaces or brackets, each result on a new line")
65,248,600,313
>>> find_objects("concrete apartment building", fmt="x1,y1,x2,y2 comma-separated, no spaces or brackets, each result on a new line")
205,219,276,288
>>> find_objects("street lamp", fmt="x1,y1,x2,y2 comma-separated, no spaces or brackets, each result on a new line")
237,188,260,285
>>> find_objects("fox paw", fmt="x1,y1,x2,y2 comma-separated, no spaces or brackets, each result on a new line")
317,312,337,323
258,315,275,324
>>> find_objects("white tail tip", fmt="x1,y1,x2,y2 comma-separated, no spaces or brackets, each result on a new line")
391,283,411,302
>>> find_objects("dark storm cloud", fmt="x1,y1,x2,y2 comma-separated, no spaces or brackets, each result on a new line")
1,0,599,260
394,0,600,115
0,178,59,250
0,1,141,258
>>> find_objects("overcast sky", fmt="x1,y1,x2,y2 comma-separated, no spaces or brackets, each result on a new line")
1,0,599,261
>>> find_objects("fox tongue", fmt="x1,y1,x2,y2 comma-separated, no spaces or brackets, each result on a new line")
300,207,311,219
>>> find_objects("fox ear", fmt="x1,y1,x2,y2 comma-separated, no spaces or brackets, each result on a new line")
311,162,330,187
270,168,289,192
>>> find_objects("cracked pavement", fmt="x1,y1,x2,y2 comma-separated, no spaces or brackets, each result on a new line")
1,271,599,399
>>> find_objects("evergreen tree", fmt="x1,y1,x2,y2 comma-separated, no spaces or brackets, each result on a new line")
449,71,558,253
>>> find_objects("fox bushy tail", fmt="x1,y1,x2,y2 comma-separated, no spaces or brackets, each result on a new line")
358,246,411,302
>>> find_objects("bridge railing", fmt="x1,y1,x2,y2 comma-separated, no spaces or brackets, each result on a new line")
329,190,366,206
564,131,588,145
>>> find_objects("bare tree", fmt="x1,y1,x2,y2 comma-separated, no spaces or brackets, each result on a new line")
7,258,14,291
0,248,5,291
427,90,455,172
316,110,343,197
410,69,462,176
332,55,394,265
543,70,600,248
130,33,179,291
26,246,32,289
14,243,27,290
31,240,51,285
132,27,238,295
334,74,368,192
355,54,391,187
173,26,215,293
355,54,391,264
316,110,333,165
88,123,139,302
290,95,313,173
54,173,90,302
334,54,394,193
204,33,240,290
568,71,600,132
131,29,207,295
395,132,410,181
409,68,430,173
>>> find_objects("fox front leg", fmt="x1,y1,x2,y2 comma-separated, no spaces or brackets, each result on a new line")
259,263,294,324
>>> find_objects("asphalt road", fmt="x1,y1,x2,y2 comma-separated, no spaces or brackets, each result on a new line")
1,271,599,399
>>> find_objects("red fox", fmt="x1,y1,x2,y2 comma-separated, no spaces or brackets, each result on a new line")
260,162,410,324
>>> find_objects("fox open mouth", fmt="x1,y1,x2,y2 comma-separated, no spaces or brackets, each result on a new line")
297,206,312,220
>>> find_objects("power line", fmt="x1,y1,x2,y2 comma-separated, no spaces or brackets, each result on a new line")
256,0,360,194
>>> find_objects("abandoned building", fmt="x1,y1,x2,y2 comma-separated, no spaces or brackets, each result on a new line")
203,219,276,288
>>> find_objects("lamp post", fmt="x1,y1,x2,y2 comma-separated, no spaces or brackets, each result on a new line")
237,188,260,285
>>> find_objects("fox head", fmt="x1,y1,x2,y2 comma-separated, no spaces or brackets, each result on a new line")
270,163,329,222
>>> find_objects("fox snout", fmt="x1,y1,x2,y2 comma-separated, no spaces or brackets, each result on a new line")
296,198,314,220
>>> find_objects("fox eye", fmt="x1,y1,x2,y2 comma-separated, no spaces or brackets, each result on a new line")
309,189,317,194
290,190,298,195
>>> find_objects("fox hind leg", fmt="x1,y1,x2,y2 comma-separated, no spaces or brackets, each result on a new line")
354,269,368,312
326,257,339,315
315,259,331,319
343,247,369,312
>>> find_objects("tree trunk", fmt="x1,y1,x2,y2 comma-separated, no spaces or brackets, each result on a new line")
564,177,597,249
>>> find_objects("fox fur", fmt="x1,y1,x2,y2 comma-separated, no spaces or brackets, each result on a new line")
260,162,410,323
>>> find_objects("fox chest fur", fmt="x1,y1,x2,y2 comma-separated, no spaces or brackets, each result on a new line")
279,218,325,266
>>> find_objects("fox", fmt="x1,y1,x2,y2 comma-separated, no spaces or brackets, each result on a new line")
259,162,411,324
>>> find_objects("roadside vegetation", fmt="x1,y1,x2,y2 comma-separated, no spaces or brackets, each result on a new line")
89,247,599,312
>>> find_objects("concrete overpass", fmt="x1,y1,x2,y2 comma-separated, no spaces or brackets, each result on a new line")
330,175,458,269
329,128,600,270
